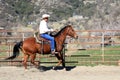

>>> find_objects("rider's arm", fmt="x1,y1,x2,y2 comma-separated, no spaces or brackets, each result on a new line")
39,20,52,34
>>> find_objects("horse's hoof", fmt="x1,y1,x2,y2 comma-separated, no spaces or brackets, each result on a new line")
52,66,58,70
25,69,29,71
63,68,66,71
52,66,56,70
36,66,40,69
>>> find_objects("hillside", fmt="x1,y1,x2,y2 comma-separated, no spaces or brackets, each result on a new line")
0,0,120,30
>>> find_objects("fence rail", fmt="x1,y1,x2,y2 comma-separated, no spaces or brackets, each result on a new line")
0,30,120,66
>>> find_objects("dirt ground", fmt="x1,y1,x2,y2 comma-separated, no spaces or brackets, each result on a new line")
0,65,120,80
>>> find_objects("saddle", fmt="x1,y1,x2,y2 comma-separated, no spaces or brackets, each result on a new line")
34,31,57,43
34,32,50,54
34,31,57,54
34,32,50,43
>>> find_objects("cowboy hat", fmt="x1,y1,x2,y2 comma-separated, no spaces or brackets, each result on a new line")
42,14,50,19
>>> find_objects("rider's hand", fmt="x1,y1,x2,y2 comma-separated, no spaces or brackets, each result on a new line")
54,29,58,32
50,29,53,31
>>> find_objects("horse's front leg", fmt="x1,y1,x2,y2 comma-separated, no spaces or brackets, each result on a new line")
53,60,62,70
53,53,63,70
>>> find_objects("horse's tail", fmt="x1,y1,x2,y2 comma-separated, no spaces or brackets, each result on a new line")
5,41,23,60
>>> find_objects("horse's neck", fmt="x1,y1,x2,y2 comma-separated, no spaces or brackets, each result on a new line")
55,30,67,45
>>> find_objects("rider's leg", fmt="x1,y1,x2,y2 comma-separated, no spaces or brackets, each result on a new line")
41,34,58,54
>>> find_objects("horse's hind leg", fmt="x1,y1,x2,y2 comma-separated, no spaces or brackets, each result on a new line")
23,54,29,69
30,54,39,68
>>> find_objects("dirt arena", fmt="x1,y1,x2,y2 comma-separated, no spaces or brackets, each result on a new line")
0,65,120,80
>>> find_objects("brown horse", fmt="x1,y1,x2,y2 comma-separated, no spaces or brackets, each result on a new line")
5,25,78,69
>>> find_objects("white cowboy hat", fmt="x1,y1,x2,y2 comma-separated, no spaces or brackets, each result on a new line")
42,14,50,19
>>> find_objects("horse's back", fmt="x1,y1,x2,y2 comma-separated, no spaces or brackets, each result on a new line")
23,37,36,45
23,37,38,52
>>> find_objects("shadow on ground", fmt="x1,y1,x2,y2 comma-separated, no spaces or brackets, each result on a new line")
38,66,76,72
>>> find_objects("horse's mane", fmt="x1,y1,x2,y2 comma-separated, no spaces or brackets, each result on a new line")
54,25,70,37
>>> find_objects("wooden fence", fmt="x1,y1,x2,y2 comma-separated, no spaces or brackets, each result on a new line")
0,30,120,66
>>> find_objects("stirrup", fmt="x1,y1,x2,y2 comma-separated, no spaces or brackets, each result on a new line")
51,51,58,55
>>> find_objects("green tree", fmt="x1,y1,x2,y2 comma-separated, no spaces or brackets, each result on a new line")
2,0,34,24
14,0,34,23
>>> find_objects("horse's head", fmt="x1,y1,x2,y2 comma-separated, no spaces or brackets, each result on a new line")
66,25,78,39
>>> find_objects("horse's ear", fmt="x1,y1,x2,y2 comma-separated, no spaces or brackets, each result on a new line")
65,24,71,27
67,24,72,27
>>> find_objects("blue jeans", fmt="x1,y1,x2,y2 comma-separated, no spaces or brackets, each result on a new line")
40,33,55,51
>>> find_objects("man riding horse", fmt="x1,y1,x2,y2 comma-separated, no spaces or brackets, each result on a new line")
5,14,78,69
39,14,58,55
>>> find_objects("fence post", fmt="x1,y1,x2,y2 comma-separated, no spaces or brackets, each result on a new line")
22,33,25,41
101,32,105,62
8,43,12,65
